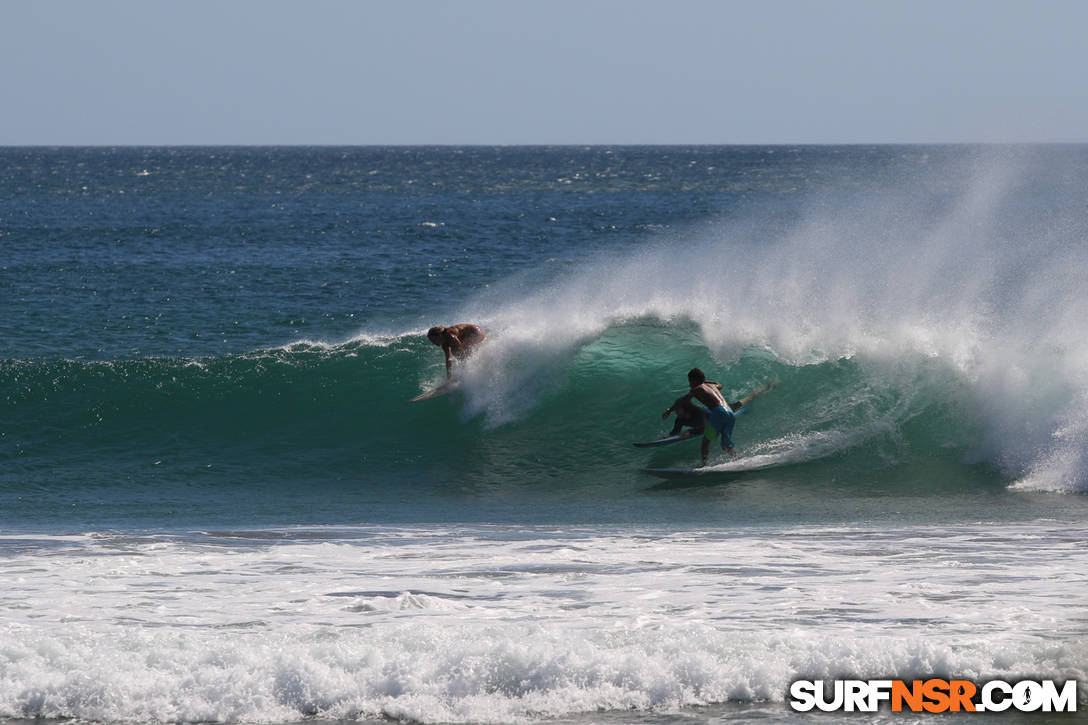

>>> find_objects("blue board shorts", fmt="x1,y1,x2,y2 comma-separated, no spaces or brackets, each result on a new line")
703,405,736,449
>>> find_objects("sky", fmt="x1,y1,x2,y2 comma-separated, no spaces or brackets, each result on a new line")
3,0,1087,145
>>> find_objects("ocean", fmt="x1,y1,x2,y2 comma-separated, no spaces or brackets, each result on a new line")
1,145,1086,723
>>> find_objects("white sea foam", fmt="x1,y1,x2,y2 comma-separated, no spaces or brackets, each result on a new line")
699,426,892,473
1,524,1084,723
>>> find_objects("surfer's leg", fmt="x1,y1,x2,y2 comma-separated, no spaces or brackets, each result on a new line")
683,410,707,436
719,410,736,450
701,418,717,466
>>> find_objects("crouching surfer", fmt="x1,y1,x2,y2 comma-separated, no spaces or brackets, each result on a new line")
661,396,709,439
427,323,486,378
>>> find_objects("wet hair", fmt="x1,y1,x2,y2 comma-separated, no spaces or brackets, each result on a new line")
687,367,706,386
427,326,445,343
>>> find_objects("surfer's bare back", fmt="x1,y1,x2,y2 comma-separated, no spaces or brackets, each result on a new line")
427,323,486,378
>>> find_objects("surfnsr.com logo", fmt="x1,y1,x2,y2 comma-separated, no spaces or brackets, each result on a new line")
789,679,1078,713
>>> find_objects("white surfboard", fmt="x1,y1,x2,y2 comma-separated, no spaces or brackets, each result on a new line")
408,379,461,403
642,451,792,479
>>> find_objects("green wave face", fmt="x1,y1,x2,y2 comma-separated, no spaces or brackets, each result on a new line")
2,317,993,499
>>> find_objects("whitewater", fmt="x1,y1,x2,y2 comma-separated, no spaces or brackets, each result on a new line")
2,523,1085,723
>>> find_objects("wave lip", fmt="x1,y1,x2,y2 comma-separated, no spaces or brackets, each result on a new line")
5,317,1088,495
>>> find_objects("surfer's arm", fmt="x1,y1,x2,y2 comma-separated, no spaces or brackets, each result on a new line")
443,346,453,377
662,394,692,420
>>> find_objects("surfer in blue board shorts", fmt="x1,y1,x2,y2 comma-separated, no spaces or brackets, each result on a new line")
427,323,486,378
665,367,739,466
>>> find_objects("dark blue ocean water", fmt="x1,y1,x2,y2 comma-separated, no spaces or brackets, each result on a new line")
4,144,1048,361
2,147,1087,724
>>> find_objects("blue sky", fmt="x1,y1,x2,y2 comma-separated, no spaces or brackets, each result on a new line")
3,0,1086,145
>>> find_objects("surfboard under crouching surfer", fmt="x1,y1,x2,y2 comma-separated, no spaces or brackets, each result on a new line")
427,323,486,378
